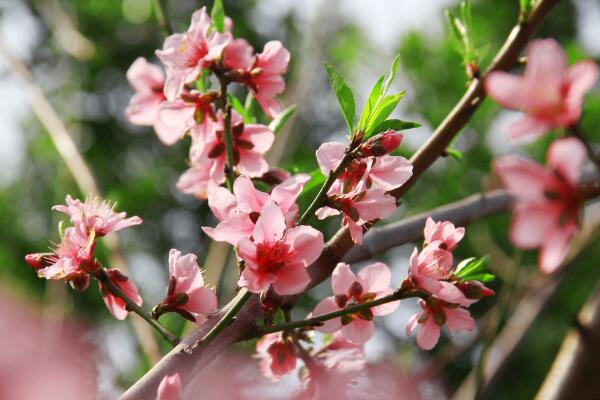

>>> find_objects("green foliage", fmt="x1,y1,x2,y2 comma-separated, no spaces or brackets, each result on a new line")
211,0,226,33
324,62,356,135
364,92,406,136
455,255,494,283
368,119,421,137
358,75,384,132
268,105,298,134
445,0,479,75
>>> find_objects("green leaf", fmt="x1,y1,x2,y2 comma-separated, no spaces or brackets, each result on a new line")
382,53,401,95
465,273,495,283
358,75,384,131
365,92,405,134
228,95,253,123
324,62,356,135
268,105,298,134
211,0,225,33
455,255,491,281
445,147,463,161
367,118,421,138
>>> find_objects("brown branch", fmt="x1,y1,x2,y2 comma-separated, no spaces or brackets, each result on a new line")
118,1,559,398
344,189,511,263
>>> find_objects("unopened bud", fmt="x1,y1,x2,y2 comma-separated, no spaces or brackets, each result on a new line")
25,253,54,270
358,130,403,157
458,281,495,300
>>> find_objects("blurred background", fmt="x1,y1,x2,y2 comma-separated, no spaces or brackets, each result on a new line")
0,0,599,398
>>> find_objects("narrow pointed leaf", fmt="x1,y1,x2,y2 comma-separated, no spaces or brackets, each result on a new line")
324,62,356,135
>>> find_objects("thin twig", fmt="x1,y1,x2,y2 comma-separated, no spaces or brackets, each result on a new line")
95,269,180,347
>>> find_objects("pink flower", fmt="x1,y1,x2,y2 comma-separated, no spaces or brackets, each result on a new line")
406,299,474,350
157,374,182,400
256,332,297,381
249,41,290,117
494,137,586,273
99,268,143,320
53,195,142,237
33,225,95,281
485,39,599,143
316,141,413,192
237,203,323,295
423,217,465,251
156,7,230,100
125,57,166,132
408,244,471,306
161,249,218,324
312,262,399,345
154,90,218,145
176,110,275,198
316,182,396,245
202,174,310,246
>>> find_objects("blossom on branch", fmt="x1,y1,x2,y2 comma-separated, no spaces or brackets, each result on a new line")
312,262,399,344
485,39,599,143
154,249,218,324
237,203,323,295
99,268,143,320
494,137,586,273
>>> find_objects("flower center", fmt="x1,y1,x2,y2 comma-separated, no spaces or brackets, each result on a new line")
256,241,290,274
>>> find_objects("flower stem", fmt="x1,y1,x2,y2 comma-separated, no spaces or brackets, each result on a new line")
257,287,426,335
569,124,600,175
95,269,180,347
297,149,355,225
218,77,236,191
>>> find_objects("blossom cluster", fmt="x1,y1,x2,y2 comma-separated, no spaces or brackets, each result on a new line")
486,39,598,273
126,7,289,198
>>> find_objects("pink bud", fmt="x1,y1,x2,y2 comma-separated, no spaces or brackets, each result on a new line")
358,130,403,157
457,281,495,300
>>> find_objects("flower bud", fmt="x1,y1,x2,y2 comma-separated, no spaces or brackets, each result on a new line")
457,281,495,300
358,130,403,157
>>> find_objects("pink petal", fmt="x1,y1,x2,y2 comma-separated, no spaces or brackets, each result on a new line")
506,115,552,143
242,124,275,153
331,263,357,296
168,249,200,284
256,41,290,75
126,92,163,126
316,142,346,175
539,227,574,274
546,137,586,185
157,374,182,400
484,72,529,110
405,311,421,336
237,238,258,267
354,189,397,221
368,155,413,191
493,155,550,201
566,60,599,110
236,150,269,178
126,57,164,91
185,286,218,323
222,38,253,70
202,214,254,246
444,307,474,332
341,319,374,345
357,262,391,293
509,204,558,249
156,101,195,145
525,39,567,86
270,175,308,214
285,225,324,266
347,218,365,245
253,203,286,244
239,265,276,293
233,176,270,213
272,261,311,295
313,297,343,333
315,206,340,220
416,318,440,350
371,288,400,316
207,187,238,221
254,93,282,118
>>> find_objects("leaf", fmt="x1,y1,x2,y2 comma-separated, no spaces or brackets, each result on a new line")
366,118,421,138
228,95,253,123
324,62,356,135
211,0,225,33
357,75,384,131
445,147,463,161
297,169,326,212
465,273,495,283
455,255,491,281
382,53,401,95
365,92,405,134
268,105,298,134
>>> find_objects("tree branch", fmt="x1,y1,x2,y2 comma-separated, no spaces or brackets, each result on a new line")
118,1,560,397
